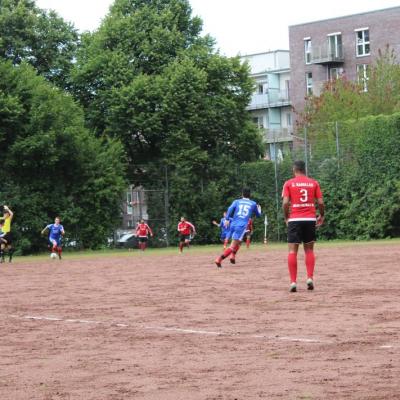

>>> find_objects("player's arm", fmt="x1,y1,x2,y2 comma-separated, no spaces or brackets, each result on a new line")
41,225,50,235
254,204,261,218
212,220,219,227
316,198,325,226
315,182,325,226
61,226,65,236
282,196,290,225
188,222,196,234
4,205,13,220
226,200,237,220
147,224,153,237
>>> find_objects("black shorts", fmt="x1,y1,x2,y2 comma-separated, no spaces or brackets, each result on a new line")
0,232,12,245
138,237,148,243
287,221,316,244
180,234,191,242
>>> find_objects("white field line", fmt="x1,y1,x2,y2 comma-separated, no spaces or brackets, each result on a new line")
8,314,333,344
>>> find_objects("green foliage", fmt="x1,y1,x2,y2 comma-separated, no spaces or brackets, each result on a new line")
72,0,264,243
0,60,127,251
311,114,400,240
0,0,78,88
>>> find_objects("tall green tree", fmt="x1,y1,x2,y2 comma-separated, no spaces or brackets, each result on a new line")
72,0,264,242
0,60,126,252
0,0,78,88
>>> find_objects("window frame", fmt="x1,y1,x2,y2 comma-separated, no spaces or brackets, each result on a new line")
356,64,370,91
355,28,370,57
304,38,312,64
305,72,313,96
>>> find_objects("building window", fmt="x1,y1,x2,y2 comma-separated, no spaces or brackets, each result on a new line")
286,113,292,127
127,192,133,215
329,67,343,80
305,72,313,95
252,116,264,129
356,29,370,57
304,39,312,64
327,33,342,59
357,64,370,91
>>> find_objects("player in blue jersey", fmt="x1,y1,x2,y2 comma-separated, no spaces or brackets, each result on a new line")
212,212,232,249
215,188,261,268
41,217,65,259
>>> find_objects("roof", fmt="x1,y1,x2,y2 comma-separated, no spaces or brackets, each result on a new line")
289,6,400,28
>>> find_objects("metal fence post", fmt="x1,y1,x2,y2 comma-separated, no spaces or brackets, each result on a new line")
335,121,340,168
304,126,309,175
164,165,170,247
273,131,281,241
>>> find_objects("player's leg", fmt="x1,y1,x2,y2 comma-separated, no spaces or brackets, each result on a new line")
246,232,251,248
287,222,301,292
57,239,62,260
179,235,185,253
0,240,6,263
303,222,317,290
49,239,57,257
142,237,148,251
215,226,243,267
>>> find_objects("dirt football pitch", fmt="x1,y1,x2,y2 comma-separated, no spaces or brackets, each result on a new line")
1,242,400,400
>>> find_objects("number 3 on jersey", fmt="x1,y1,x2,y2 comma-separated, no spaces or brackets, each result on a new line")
299,189,308,203
237,204,250,217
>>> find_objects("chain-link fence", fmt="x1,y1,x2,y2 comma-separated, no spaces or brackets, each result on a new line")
121,117,400,245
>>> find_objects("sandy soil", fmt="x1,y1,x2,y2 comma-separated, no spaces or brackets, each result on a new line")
1,243,400,400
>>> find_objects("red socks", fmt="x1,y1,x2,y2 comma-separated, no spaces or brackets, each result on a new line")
288,253,298,283
288,251,316,282
305,250,315,279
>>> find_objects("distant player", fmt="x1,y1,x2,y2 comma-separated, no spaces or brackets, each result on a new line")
0,205,14,263
177,217,196,253
212,212,232,249
136,219,153,251
245,217,254,249
282,160,324,292
41,217,65,260
215,188,261,268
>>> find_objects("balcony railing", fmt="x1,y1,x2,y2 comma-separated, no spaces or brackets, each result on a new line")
247,89,290,110
312,44,344,64
264,128,293,143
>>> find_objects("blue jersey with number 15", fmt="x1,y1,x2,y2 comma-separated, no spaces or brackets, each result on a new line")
227,198,261,228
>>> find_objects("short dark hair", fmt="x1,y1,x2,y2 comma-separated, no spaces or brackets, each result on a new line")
242,188,251,198
293,160,306,173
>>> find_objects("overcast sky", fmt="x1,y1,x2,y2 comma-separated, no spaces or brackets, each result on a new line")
36,0,400,56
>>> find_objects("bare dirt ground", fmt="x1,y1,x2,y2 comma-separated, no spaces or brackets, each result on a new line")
1,242,400,400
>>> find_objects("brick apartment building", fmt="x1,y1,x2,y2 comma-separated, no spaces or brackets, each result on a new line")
289,6,400,123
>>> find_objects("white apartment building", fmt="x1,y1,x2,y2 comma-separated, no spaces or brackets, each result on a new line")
241,50,293,160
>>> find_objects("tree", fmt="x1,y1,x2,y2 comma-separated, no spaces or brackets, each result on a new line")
0,60,126,252
0,0,78,88
72,0,264,243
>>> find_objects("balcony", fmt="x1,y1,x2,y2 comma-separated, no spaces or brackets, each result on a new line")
247,89,290,110
264,128,293,144
312,44,344,65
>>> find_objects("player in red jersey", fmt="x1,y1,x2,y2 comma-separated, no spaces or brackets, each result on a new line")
177,217,196,253
136,219,153,251
245,218,253,249
282,160,324,293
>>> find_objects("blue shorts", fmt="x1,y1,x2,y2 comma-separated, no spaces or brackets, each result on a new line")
220,230,231,240
49,237,62,246
230,225,247,241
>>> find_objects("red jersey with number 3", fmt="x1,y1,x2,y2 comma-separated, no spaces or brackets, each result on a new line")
282,175,323,221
